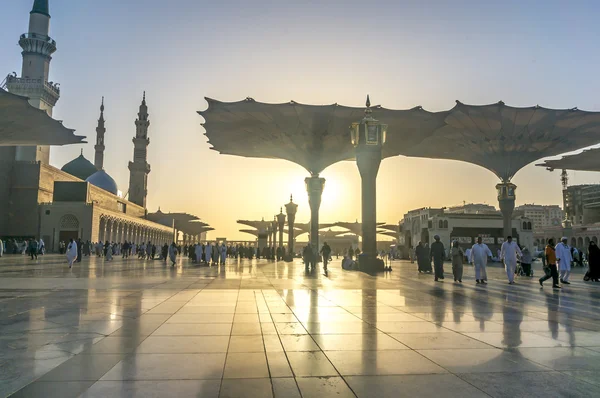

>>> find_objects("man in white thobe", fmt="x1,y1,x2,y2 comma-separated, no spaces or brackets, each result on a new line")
168,242,177,267
66,239,77,269
470,237,493,284
555,237,573,284
205,243,212,264
500,236,522,284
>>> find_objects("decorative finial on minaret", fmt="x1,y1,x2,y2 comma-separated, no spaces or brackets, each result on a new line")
290,194,293,202
100,96,104,112
80,148,83,155
365,95,372,116
142,91,146,104
280,207,283,213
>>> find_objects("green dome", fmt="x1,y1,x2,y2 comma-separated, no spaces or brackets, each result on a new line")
61,153,98,180
31,0,50,17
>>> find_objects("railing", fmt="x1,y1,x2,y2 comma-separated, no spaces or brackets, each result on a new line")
19,33,56,46
6,75,60,96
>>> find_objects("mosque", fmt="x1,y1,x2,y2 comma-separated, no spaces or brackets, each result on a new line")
0,0,177,250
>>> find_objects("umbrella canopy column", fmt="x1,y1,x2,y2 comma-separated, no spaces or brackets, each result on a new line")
305,175,325,251
497,182,517,239
277,208,286,250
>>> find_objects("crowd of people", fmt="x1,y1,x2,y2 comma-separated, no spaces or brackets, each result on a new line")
2,235,598,287
412,234,600,288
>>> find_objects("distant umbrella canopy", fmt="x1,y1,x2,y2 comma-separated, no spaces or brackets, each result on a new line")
0,89,85,146
401,102,600,181
199,97,448,175
536,147,600,172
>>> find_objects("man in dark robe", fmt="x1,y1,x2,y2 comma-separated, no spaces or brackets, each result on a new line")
430,235,446,281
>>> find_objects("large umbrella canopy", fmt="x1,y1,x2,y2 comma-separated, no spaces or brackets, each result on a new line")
240,229,259,238
332,221,386,236
379,224,400,233
289,222,337,234
237,219,269,231
536,147,600,172
0,89,85,146
199,97,448,175
401,101,600,181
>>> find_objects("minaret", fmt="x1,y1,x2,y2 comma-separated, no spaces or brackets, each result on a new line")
128,92,151,208
6,0,60,164
94,97,106,170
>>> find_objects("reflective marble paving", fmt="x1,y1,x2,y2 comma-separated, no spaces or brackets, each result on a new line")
1,254,600,397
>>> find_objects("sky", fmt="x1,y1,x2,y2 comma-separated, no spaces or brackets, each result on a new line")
2,0,600,240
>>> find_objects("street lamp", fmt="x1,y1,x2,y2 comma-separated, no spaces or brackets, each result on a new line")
276,207,286,253
351,95,387,272
272,216,278,242
496,181,517,239
284,194,298,260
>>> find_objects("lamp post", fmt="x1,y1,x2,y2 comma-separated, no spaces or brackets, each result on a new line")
496,181,517,239
277,207,286,252
285,195,298,260
271,217,278,252
351,95,387,272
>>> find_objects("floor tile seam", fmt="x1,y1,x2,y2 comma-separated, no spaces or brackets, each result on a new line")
554,368,600,389
217,286,243,397
524,328,599,343
260,289,317,395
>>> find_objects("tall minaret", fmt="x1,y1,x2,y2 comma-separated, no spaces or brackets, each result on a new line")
128,92,151,208
6,0,60,164
94,97,106,170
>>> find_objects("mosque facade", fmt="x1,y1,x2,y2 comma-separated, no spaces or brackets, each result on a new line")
0,1,174,250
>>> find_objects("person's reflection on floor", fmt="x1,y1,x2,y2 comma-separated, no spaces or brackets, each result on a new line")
502,295,523,348
471,290,493,331
429,287,447,325
452,291,467,323
545,290,560,340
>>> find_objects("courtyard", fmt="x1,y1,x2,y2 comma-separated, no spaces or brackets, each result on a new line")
1,255,600,397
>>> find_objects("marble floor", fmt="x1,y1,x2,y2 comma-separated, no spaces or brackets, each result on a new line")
1,254,600,397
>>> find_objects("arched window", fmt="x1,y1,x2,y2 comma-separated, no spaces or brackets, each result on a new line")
593,236,598,244
443,220,448,229
60,214,79,230
438,220,443,228
527,222,532,230
522,221,527,230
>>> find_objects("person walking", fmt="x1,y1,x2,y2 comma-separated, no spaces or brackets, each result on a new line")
470,237,492,284
520,247,533,277
500,236,522,285
168,242,177,267
539,239,560,288
430,235,446,282
556,237,573,284
28,239,39,260
416,241,431,273
587,241,600,282
320,242,332,271
450,241,465,283
302,245,313,271
66,238,77,269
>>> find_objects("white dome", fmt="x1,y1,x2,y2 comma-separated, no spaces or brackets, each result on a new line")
86,169,118,195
